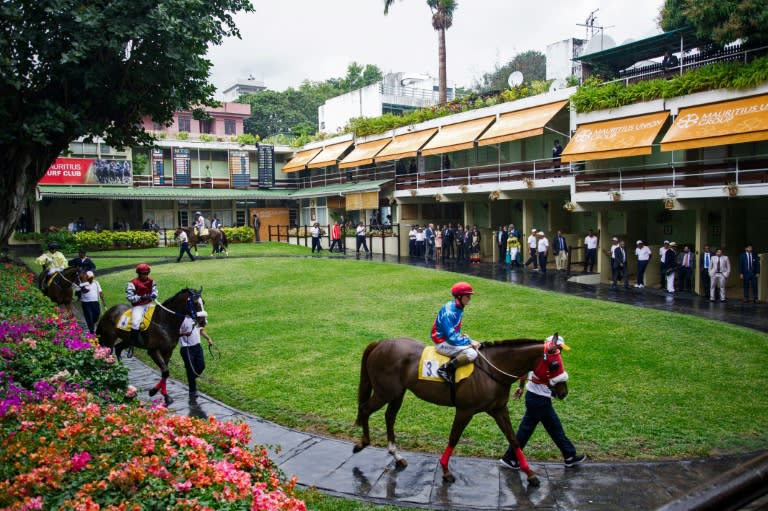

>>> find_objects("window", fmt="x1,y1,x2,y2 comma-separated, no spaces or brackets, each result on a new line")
153,122,163,131
224,119,236,135
199,119,213,134
178,115,191,133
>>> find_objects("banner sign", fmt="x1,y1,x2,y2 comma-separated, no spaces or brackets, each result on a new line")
39,157,132,185
152,149,165,185
173,148,191,186
229,150,250,188
257,144,275,189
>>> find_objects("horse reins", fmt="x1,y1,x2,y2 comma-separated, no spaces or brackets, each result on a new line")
474,348,527,381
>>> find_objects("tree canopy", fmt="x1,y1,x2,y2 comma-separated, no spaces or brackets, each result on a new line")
473,50,547,93
0,0,253,247
241,63,383,141
659,0,768,46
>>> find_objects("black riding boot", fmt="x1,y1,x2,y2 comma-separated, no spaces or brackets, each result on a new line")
127,329,139,358
437,352,471,384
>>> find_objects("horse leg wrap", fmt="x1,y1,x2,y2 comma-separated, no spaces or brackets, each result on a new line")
158,378,168,396
439,446,453,469
515,447,531,473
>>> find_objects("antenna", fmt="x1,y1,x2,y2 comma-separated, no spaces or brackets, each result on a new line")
507,71,524,88
576,9,600,40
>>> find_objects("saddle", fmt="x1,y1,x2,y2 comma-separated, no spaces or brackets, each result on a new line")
418,345,474,383
194,227,209,237
116,304,157,332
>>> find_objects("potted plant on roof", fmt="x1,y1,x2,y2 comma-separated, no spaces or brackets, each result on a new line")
489,190,500,201
724,182,738,197
434,193,444,202
459,184,468,193
409,189,417,196
663,197,674,210
563,200,576,212
610,191,621,202
523,177,534,188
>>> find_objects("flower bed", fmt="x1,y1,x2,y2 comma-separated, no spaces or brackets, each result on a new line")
0,262,306,510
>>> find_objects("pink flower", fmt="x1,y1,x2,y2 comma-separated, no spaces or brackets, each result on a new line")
175,480,193,492
70,451,92,472
125,385,138,399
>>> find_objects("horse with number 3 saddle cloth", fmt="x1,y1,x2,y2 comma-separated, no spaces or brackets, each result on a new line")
115,304,157,332
418,345,474,383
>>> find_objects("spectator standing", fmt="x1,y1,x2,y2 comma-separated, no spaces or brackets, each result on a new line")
424,223,436,262
524,228,538,269
455,225,466,263
252,213,261,242
329,221,342,253
536,231,550,275
584,229,598,273
553,230,569,272
69,250,96,273
709,248,730,302
435,225,443,261
497,226,509,266
175,228,195,262
659,240,670,289
677,245,695,292
552,140,563,171
499,335,586,471
211,216,222,229
699,245,712,297
77,271,106,334
179,316,213,404
408,225,418,257
442,224,454,261
415,226,425,258
470,226,481,263
664,242,678,294
508,223,520,242
739,244,760,303
612,240,628,288
355,223,370,258
634,240,651,288
311,222,322,253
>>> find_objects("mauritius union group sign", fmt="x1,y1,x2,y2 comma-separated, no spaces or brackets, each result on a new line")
39,157,132,186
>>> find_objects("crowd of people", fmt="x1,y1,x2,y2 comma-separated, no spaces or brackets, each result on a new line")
409,223,483,263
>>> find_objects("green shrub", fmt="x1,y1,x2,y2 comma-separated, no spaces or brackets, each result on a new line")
222,226,255,243
74,230,160,251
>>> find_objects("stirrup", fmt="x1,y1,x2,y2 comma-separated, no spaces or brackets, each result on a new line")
437,365,455,384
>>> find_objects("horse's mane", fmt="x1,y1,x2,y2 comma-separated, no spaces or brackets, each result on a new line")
481,339,543,349
162,288,197,306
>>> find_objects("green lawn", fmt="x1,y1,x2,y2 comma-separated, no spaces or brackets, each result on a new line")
56,244,768,462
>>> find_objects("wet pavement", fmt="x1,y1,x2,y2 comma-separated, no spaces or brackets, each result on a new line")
115,253,767,510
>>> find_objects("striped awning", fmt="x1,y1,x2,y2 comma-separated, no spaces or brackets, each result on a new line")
374,128,438,163
307,141,354,169
420,116,496,156
338,138,392,169
282,147,322,173
477,101,568,146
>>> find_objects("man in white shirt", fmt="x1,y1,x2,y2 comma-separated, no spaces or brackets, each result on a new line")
634,240,651,288
179,316,213,404
584,230,598,272
525,228,538,269
658,241,670,289
537,231,550,275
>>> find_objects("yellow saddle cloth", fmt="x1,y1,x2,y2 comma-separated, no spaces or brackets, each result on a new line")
418,345,475,383
194,227,209,237
116,305,157,332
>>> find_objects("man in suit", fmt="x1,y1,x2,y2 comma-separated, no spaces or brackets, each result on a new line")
612,240,628,288
677,245,696,293
709,248,731,302
497,225,509,265
553,230,569,272
699,245,712,298
664,242,678,294
739,244,761,303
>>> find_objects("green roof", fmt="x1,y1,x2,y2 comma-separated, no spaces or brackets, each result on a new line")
37,180,391,201
574,27,699,74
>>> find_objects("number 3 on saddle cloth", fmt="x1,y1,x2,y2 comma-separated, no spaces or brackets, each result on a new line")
116,304,157,332
418,346,475,382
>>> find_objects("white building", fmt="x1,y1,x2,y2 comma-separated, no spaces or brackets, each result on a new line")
546,38,587,82
318,73,457,134
220,77,268,102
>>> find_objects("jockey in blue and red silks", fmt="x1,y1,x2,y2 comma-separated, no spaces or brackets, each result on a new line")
125,263,158,357
431,281,481,384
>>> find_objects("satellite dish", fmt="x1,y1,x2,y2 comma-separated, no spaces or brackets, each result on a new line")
583,34,616,55
507,71,524,88
549,78,568,92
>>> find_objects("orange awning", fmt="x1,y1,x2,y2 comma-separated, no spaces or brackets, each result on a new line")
477,101,568,146
661,94,768,151
374,128,438,163
338,138,392,169
306,141,354,169
282,148,322,173
561,111,669,162
420,116,496,156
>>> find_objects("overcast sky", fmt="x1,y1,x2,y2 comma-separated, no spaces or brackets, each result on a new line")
207,0,666,95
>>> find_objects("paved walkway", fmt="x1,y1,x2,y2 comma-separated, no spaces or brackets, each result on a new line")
114,253,767,510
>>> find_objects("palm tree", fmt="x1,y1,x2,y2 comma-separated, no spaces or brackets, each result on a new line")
384,0,457,104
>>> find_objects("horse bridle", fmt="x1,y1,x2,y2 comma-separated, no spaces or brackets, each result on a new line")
153,292,207,326
474,342,568,387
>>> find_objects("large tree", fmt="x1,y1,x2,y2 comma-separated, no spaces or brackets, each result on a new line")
659,0,768,46
384,0,457,104
474,50,547,93
0,0,253,246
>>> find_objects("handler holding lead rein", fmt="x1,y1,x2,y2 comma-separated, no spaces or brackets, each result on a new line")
431,281,481,383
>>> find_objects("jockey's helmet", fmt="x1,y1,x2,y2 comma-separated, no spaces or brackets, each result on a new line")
451,281,474,297
135,263,151,274
48,242,58,250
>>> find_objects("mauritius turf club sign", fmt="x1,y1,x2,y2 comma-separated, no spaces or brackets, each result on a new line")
40,157,132,185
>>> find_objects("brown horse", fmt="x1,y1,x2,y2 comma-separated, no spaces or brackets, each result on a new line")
353,337,570,486
39,266,83,315
181,227,228,256
96,288,207,406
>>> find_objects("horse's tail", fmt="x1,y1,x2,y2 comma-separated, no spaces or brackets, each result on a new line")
221,228,229,247
355,341,378,426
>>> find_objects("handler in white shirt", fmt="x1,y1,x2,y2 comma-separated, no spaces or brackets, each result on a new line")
179,316,213,403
